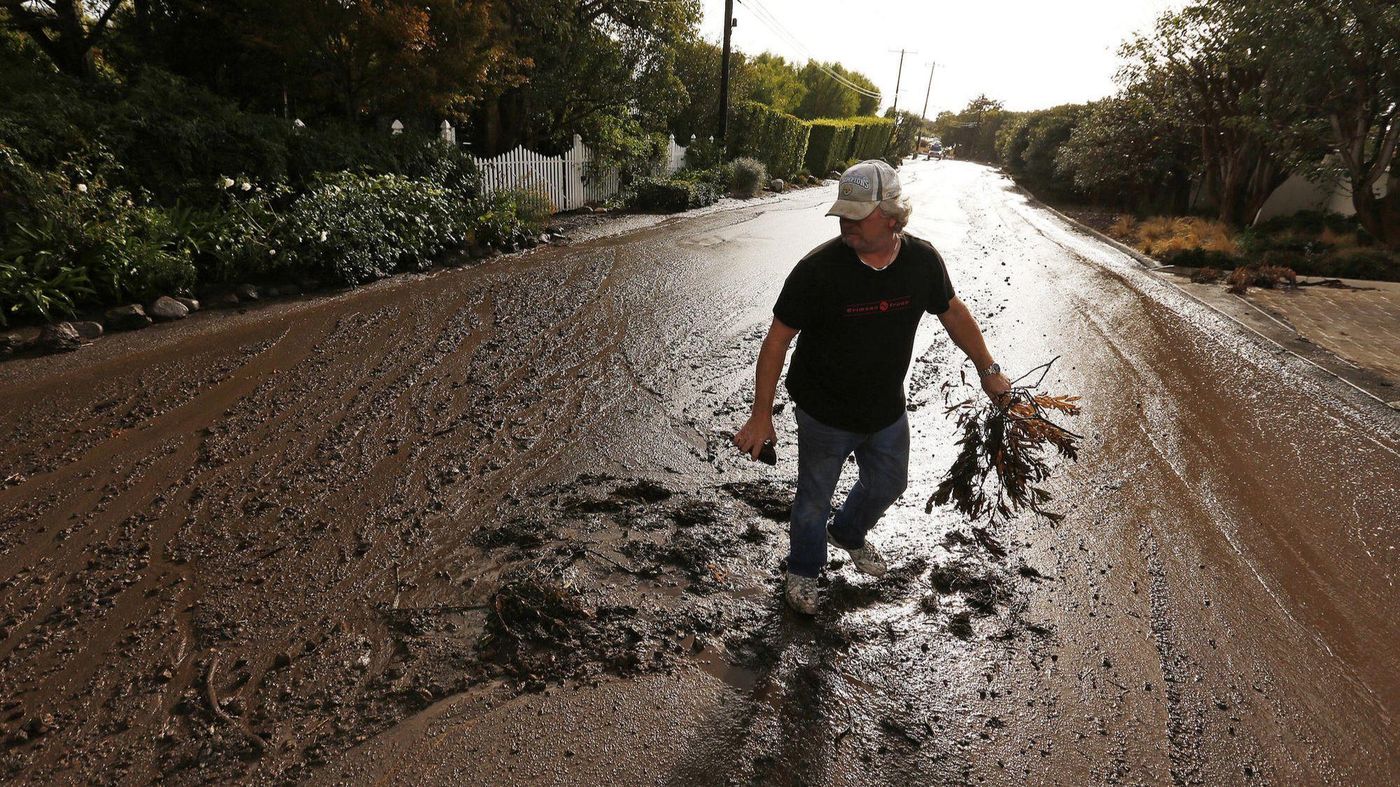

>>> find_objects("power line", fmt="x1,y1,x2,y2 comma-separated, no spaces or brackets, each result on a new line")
734,0,882,99
740,0,881,98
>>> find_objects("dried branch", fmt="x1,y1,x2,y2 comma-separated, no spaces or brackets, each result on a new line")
926,357,1083,529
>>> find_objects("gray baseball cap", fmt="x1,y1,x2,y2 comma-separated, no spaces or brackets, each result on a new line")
826,159,901,220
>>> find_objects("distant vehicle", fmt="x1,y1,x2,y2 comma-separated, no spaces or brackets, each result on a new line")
927,142,944,161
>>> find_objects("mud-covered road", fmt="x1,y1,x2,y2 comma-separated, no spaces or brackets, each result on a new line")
2,161,1398,785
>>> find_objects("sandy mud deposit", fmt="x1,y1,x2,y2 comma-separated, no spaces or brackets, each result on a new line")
2,163,1398,785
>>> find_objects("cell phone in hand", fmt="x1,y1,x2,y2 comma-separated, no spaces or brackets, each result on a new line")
757,441,777,466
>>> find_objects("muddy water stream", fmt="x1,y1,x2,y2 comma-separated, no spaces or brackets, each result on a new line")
1,161,1397,785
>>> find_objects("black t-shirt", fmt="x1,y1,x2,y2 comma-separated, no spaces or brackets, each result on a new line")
773,234,955,433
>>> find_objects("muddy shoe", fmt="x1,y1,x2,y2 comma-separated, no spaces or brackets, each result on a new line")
784,572,819,615
827,528,888,577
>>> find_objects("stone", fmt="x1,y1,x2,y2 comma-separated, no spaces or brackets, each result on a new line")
1,332,28,358
36,322,82,353
148,296,189,321
104,304,152,331
173,296,200,312
769,178,785,192
72,321,103,340
234,283,260,301
212,292,240,308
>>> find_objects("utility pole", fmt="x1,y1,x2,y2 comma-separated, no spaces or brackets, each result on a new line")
886,49,915,156
718,0,735,142
918,61,937,155
889,48,909,117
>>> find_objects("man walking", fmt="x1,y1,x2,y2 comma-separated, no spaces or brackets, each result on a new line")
733,160,1011,614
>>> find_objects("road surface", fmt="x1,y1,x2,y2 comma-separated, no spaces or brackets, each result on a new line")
1,160,1397,785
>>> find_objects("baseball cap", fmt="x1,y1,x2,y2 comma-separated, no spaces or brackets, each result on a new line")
826,159,901,220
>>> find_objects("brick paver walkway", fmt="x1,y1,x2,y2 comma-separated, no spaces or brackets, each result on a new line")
1248,279,1400,382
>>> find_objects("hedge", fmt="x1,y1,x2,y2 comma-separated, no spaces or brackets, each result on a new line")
803,116,896,174
726,101,809,180
805,120,856,175
849,117,895,161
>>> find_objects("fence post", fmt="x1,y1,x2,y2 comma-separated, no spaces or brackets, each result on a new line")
440,120,455,145
391,119,404,136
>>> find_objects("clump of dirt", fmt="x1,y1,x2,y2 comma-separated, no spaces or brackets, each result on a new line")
476,567,675,688
471,516,553,550
721,480,793,521
613,480,673,504
946,610,974,640
928,557,1009,616
670,500,718,528
619,525,739,583
826,556,931,609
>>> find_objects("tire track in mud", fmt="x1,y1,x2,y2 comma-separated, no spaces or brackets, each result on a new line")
1136,522,1205,786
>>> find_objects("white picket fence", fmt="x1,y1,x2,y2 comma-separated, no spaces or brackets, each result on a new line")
467,133,689,212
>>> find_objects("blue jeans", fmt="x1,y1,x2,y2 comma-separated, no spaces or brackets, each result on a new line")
787,406,910,578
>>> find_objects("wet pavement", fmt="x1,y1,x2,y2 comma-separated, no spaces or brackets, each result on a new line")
1,160,1398,785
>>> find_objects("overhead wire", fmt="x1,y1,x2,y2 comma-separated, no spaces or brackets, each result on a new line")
738,0,881,98
733,0,883,99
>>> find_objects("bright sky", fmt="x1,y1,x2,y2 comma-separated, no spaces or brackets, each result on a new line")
697,0,1190,115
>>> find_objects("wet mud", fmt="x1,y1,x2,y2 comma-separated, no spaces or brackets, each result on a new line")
2,163,1399,785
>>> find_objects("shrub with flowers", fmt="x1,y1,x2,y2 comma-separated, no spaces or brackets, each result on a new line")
278,172,467,285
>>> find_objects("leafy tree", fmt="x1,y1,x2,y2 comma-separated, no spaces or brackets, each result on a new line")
1119,4,1287,225
794,60,879,119
745,52,805,116
232,0,515,124
1213,0,1399,246
1057,85,1194,212
1,0,127,78
935,95,1008,162
667,36,752,143
476,0,699,156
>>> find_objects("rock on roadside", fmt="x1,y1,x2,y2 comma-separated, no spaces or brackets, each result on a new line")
769,178,785,192
173,296,200,313
37,323,83,353
72,321,103,340
234,283,259,302
1,332,28,359
104,304,153,331
148,296,190,321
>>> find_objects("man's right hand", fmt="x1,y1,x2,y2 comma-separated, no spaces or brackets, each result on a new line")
733,414,777,461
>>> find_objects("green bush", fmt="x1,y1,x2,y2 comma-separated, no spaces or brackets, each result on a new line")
727,157,767,198
805,120,857,175
102,69,292,203
1,145,200,324
1256,248,1400,282
278,172,466,285
176,179,290,285
626,176,720,212
726,101,809,180
849,118,895,160
683,137,723,170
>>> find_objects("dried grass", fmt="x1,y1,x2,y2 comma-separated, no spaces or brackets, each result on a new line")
1108,215,1136,240
1133,216,1240,257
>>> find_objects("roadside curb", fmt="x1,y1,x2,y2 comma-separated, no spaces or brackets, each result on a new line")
1020,185,1398,412
1014,187,1163,270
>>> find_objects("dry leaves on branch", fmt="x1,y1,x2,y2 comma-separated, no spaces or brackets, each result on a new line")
926,358,1083,528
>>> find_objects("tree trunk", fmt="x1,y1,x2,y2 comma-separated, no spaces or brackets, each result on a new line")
1353,187,1400,250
